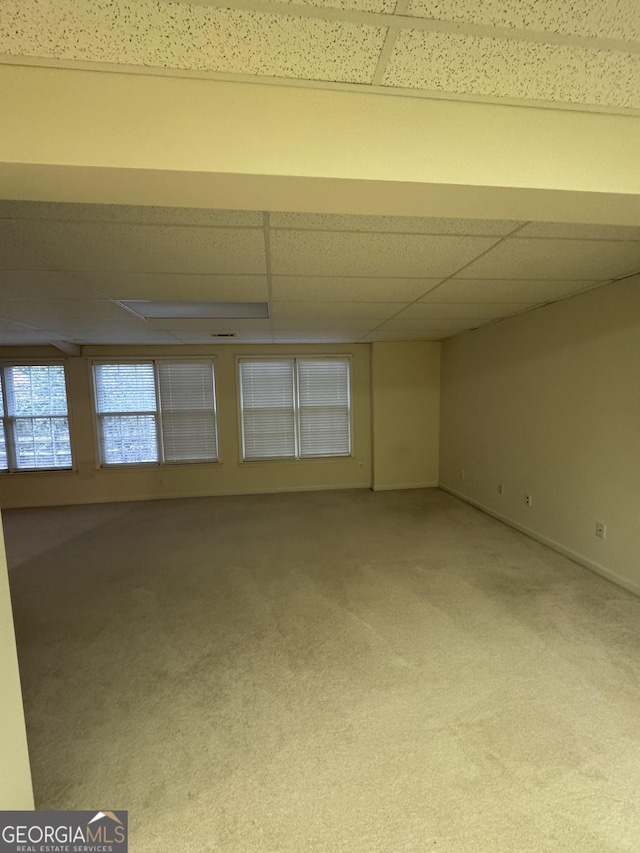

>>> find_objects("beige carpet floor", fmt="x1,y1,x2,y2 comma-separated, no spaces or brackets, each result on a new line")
4,488,640,852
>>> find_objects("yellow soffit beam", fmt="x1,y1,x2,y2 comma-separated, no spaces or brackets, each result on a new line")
0,64,639,224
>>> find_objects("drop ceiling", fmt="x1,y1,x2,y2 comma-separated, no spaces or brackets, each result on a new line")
1,201,639,346
0,0,639,112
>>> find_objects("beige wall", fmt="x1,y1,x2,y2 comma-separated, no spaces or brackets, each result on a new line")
439,277,640,594
0,514,33,808
0,343,374,508
371,341,440,490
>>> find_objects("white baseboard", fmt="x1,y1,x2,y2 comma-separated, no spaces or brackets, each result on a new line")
372,482,439,492
439,484,640,598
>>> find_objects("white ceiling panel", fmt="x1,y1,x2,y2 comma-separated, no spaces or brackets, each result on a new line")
0,329,65,344
270,231,500,277
377,316,486,330
422,279,600,303
0,299,133,326
0,270,107,300
272,331,368,342
270,301,403,321
364,330,459,341
26,318,168,341
516,222,640,240
282,0,396,11
384,31,640,109
0,222,51,271
458,238,640,281
82,272,269,302
270,212,520,235
12,222,267,275
271,276,442,302
405,0,640,44
0,318,45,333
0,202,264,228
172,331,275,344
144,319,273,332
0,0,386,84
396,301,525,320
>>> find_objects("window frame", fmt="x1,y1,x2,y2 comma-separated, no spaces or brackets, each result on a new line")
0,360,75,475
91,357,219,469
236,354,353,464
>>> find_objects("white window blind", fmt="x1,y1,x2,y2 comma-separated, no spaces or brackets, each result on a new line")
0,365,72,472
297,359,351,458
157,362,218,462
239,360,296,460
93,361,218,466
239,357,351,461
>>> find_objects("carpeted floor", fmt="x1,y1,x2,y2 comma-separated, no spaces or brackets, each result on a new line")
4,488,640,852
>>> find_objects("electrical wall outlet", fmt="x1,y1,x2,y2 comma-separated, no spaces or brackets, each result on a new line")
497,483,504,495
525,494,532,507
595,522,607,539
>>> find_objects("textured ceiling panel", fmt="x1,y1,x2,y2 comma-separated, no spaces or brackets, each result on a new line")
421,279,598,303
83,272,269,301
395,301,525,319
405,0,640,44
172,331,275,343
0,201,264,228
283,0,396,11
458,238,640,280
384,31,640,108
270,212,520,235
273,331,368,342
271,301,402,321
145,318,273,332
0,270,107,300
377,316,481,329
0,299,133,326
364,330,459,340
271,276,442,302
11,222,267,274
0,0,385,83
0,223,51,271
270,231,500,277
517,222,640,240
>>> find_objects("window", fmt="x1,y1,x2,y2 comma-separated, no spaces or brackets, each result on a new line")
93,361,218,466
239,357,351,461
0,364,72,472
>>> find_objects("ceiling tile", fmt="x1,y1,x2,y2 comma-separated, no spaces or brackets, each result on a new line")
282,0,396,12
82,272,269,301
25,318,169,343
0,270,107,300
12,222,267,275
0,329,64,344
0,222,51,271
270,231,500,277
405,0,640,44
0,299,132,326
145,319,273,332
0,201,264,228
398,301,525,320
383,30,640,109
516,222,640,240
272,331,368,343
0,318,44,333
378,316,487,330
422,279,600,303
457,238,640,280
0,0,386,84
270,301,403,322
364,330,458,341
271,276,442,302
270,212,520,235
173,331,275,344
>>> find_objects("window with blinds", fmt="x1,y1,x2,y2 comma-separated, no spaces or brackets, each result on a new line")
239,357,351,461
0,364,73,472
93,360,218,466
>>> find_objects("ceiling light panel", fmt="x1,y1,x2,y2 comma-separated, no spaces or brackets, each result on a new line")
270,231,501,278
121,301,269,319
